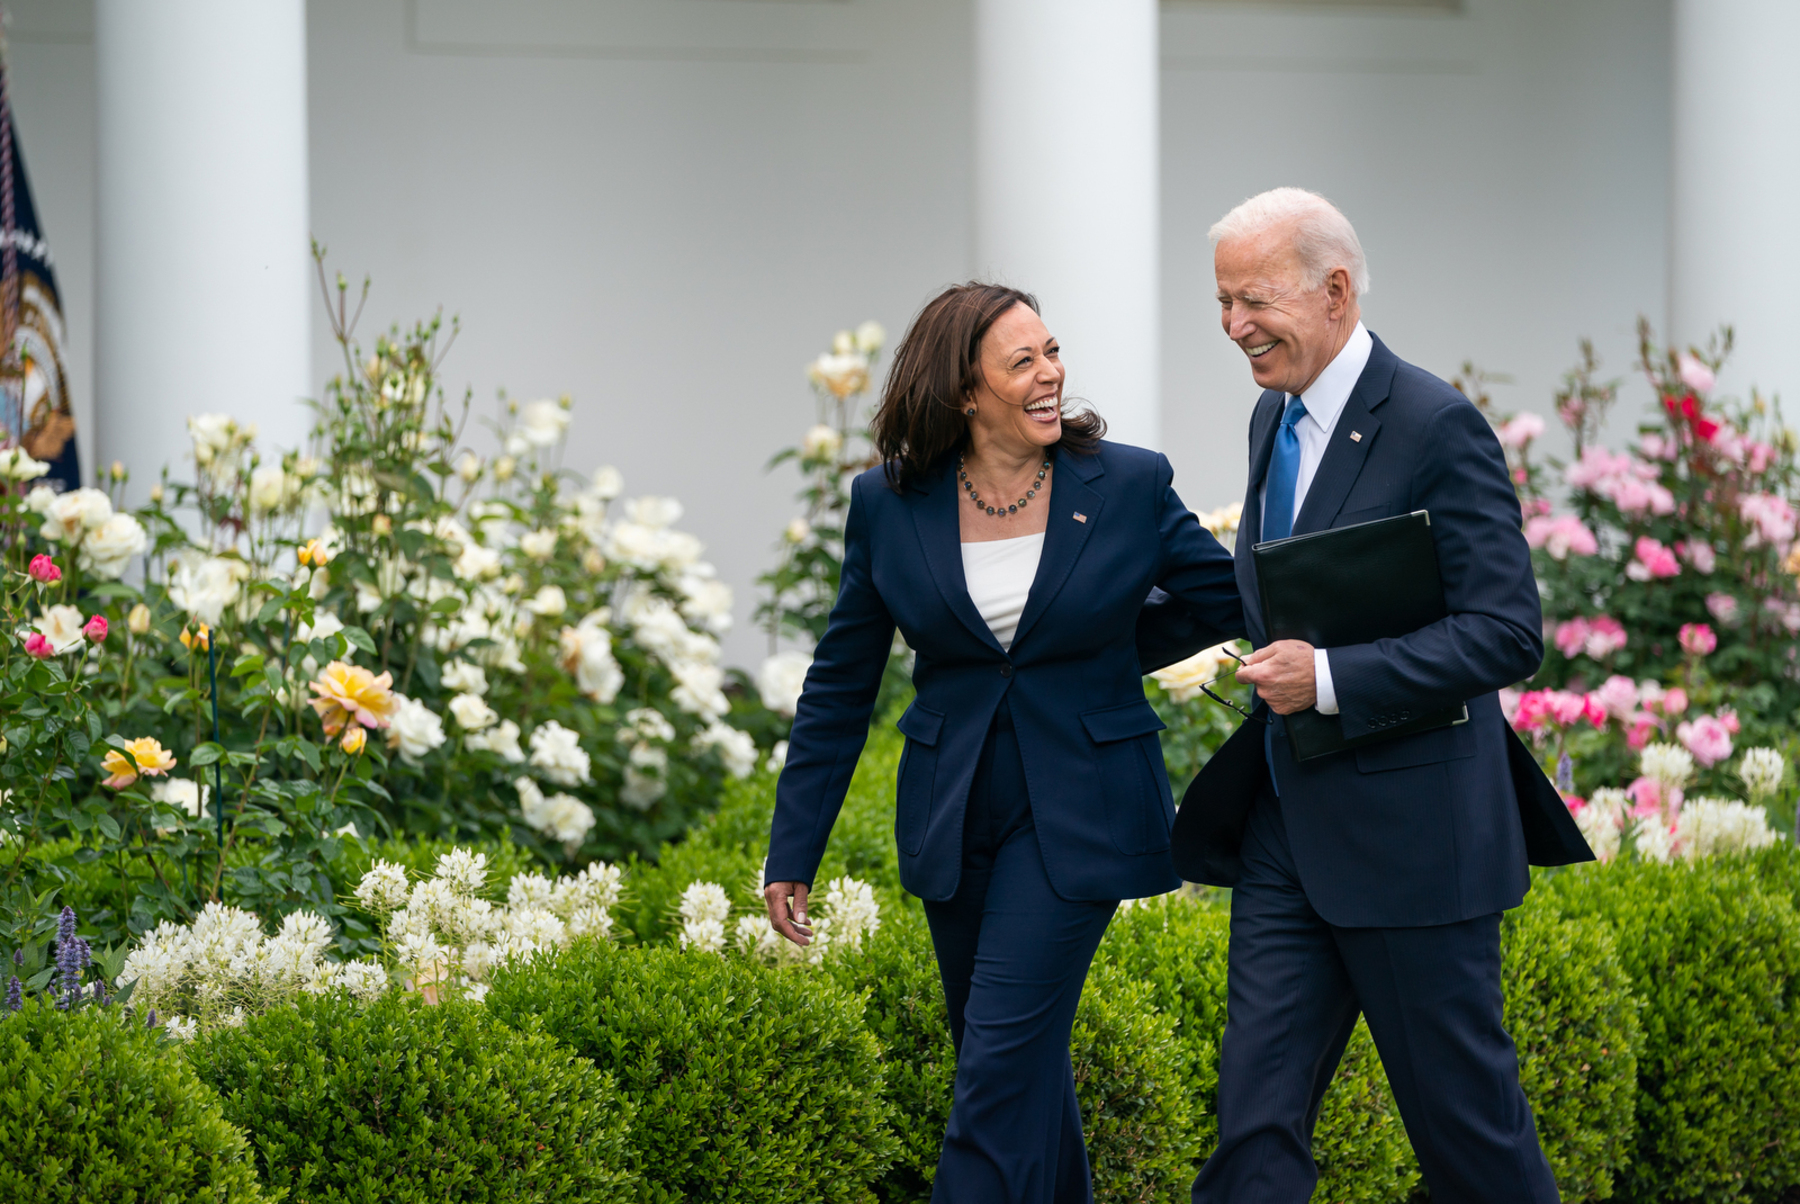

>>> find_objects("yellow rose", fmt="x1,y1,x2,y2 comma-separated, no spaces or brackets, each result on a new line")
101,736,177,790
308,660,397,737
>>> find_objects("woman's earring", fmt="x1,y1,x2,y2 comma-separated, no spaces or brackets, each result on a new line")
965,406,977,418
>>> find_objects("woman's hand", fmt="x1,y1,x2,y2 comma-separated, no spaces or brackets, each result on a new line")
764,881,814,946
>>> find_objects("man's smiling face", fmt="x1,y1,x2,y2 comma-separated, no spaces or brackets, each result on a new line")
1214,222,1353,398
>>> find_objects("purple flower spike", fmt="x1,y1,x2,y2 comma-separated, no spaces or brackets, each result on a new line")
4,975,20,1013
145,1008,158,1029
56,905,76,947
55,932,86,1010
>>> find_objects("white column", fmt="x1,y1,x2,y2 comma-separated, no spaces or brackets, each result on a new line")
973,0,1160,449
1670,0,1800,403
94,0,310,499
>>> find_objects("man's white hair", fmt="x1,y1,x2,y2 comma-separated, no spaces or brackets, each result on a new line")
1208,187,1371,297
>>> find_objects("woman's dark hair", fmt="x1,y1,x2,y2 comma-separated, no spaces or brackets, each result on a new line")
871,282,1105,490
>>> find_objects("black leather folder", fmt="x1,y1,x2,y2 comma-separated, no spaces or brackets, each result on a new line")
1252,510,1467,761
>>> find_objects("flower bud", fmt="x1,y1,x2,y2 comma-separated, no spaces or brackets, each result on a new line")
454,451,482,482
372,514,392,536
24,632,53,659
83,615,109,643
27,554,61,584
128,603,152,635
149,483,165,504
493,455,517,482
110,460,127,482
179,624,210,652
341,726,368,755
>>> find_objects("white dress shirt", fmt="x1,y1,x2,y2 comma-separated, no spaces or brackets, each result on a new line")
1256,321,1373,715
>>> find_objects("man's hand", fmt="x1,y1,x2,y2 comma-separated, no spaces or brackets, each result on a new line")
764,881,813,947
1236,639,1318,714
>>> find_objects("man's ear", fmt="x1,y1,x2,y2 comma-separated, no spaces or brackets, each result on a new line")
1326,266,1355,320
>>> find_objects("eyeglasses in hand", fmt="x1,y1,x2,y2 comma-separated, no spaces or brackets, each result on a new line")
1196,647,1272,726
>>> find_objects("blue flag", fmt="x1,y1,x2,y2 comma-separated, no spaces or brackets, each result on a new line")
1,48,77,493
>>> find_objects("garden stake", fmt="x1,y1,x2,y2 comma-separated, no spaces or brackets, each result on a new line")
208,637,225,855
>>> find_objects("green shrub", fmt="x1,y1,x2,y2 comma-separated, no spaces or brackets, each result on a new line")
824,906,1198,1204
1502,898,1640,1202
188,991,636,1203
822,909,957,1204
0,1001,271,1204
1074,961,1203,1202
486,942,898,1203
1541,859,1800,1202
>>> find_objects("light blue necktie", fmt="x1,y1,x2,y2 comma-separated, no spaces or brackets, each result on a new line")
1261,395,1307,792
1262,395,1308,542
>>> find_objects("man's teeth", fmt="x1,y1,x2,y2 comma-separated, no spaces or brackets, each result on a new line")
1246,342,1277,357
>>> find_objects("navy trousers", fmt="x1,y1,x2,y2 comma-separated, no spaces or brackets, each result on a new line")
1193,785,1560,1204
923,704,1119,1204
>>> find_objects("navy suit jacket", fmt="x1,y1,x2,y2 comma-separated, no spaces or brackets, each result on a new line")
1184,334,1548,928
765,441,1243,903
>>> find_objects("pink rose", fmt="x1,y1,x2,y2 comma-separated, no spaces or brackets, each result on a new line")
1676,351,1716,395
1594,675,1638,719
1678,623,1716,656
1739,493,1797,547
1525,514,1599,560
1552,619,1588,660
1627,537,1681,581
1583,616,1628,658
1511,689,1554,732
1704,593,1739,624
1676,714,1734,767
1625,712,1660,750
1763,597,1800,633
1549,690,1588,726
1581,694,1610,727
24,632,54,659
1748,442,1776,474
1661,686,1689,716
1639,432,1677,461
1717,707,1740,735
83,614,108,642
1499,413,1547,449
1564,795,1587,814
1676,540,1716,573
1626,776,1668,817
28,554,61,584
1609,477,1677,516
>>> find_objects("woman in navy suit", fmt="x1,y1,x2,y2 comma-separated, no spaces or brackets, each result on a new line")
763,283,1242,1202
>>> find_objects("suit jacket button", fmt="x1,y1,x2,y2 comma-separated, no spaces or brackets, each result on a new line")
999,664,1013,678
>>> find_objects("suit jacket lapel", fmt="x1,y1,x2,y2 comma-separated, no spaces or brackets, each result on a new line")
909,460,1006,654
1009,452,1103,653
1292,336,1398,535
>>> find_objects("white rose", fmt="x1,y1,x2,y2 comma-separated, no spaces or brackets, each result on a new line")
807,351,870,399
449,692,499,731
801,424,844,461
854,320,886,355
150,778,209,820
1149,642,1240,704
440,660,489,695
33,604,87,654
167,556,245,626
589,465,624,500
453,543,502,582
249,463,287,513
678,574,734,636
784,517,812,545
528,720,592,786
519,399,570,447
39,487,112,544
467,718,524,762
694,722,758,779
623,496,683,529
387,694,447,762
519,530,557,560
0,447,49,480
671,660,730,720
757,650,813,718
765,740,789,774
187,413,242,459
524,584,567,618
79,513,148,580
24,484,56,514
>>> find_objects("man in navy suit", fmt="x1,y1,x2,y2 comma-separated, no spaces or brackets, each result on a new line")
1184,188,1563,1202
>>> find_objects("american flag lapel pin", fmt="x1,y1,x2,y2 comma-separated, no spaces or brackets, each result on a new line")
1349,431,1363,442
1073,511,1087,523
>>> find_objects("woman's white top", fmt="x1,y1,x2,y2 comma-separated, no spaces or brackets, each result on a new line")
961,533,1045,652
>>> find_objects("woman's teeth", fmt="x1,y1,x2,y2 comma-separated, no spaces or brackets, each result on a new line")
1247,341,1277,358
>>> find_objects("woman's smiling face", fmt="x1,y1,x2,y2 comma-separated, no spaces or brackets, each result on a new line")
968,302,1065,452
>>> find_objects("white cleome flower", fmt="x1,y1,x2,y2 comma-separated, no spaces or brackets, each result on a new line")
519,398,571,447
528,720,592,786
1676,797,1783,860
355,860,413,914
387,694,447,762
433,847,490,896
757,651,813,718
1737,747,1787,801
79,513,148,580
466,718,525,762
448,692,499,731
1574,803,1623,862
1631,819,1676,864
820,876,881,952
1639,743,1695,792
440,660,489,695
336,959,390,1001
162,1015,201,1041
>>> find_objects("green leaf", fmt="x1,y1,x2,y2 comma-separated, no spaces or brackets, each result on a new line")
190,742,225,767
342,625,378,655
95,813,121,842
230,654,266,678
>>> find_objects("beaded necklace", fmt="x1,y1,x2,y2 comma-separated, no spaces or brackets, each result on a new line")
958,455,1051,518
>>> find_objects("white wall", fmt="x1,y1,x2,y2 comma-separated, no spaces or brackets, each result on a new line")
1160,0,1671,515
5,0,1678,670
